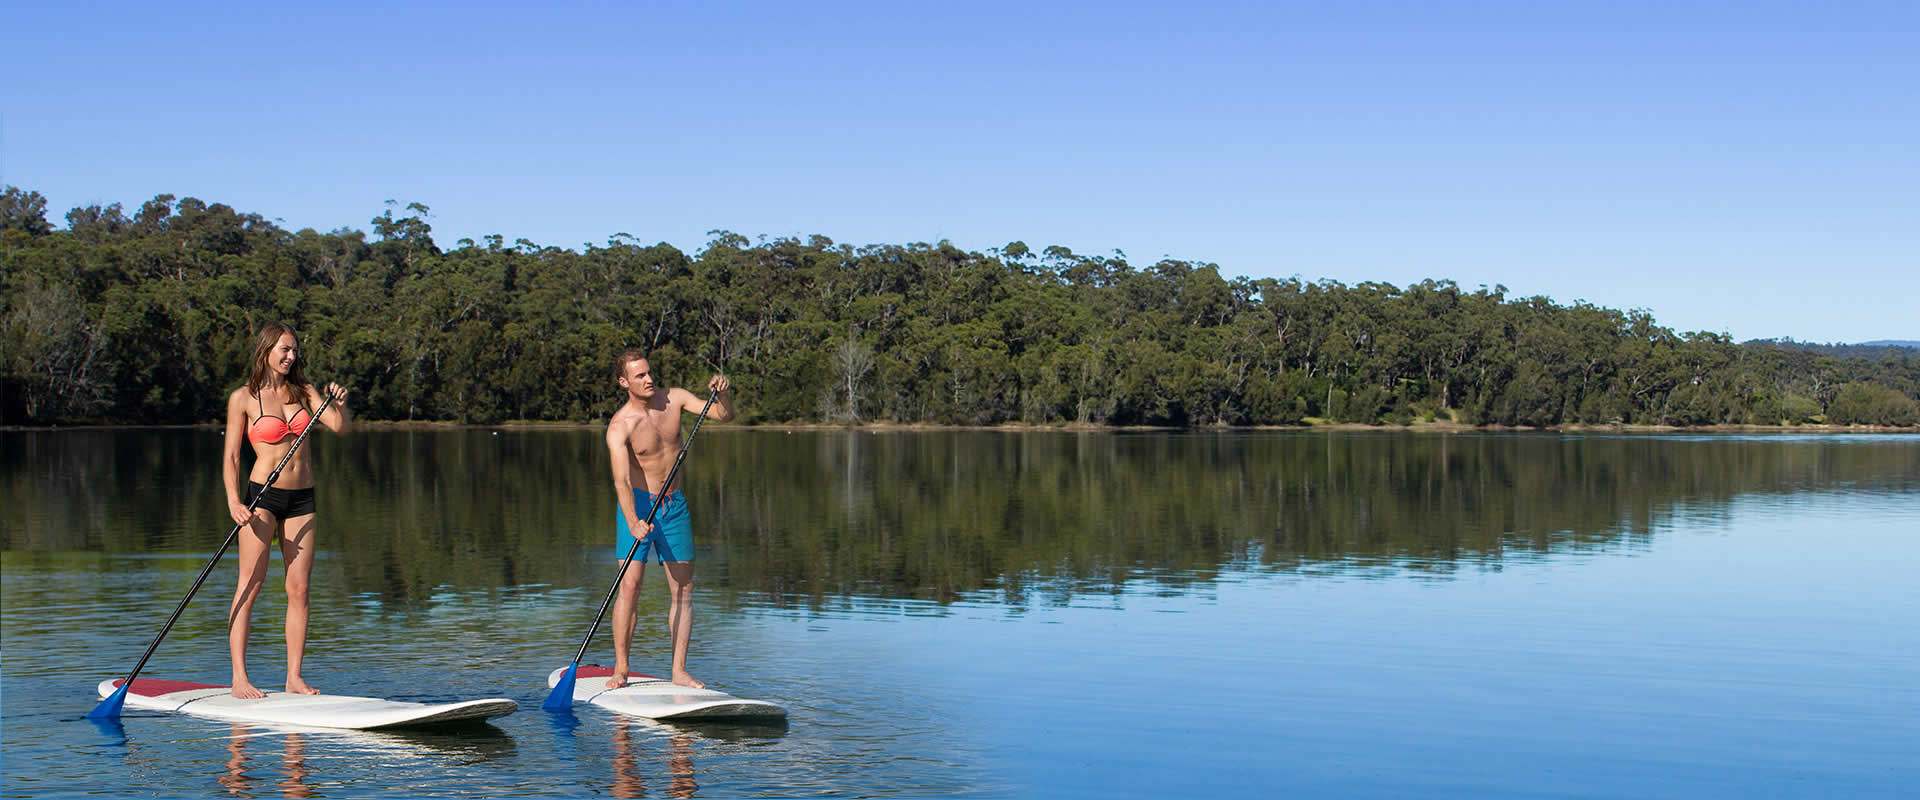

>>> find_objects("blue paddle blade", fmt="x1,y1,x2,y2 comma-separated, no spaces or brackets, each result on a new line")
543,664,579,711
88,684,129,720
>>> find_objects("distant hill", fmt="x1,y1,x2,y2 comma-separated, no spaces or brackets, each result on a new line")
1744,339,1919,359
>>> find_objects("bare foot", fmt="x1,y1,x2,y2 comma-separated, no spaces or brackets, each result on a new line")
671,671,705,689
286,677,321,695
231,679,266,699
605,669,630,689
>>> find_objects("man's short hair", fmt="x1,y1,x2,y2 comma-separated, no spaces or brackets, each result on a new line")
612,348,648,381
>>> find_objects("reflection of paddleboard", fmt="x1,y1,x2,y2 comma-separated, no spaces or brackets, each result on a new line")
97,679,517,730
212,719,521,763
550,666,786,720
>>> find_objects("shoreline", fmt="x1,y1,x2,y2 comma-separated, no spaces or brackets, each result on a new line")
5,420,1916,434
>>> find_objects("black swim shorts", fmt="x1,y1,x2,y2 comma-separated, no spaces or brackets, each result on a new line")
245,481,317,519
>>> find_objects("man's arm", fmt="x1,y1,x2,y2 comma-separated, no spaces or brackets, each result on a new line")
606,423,650,541
673,375,733,422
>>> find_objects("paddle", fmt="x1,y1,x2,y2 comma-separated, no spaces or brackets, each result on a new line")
545,388,720,711
89,384,344,720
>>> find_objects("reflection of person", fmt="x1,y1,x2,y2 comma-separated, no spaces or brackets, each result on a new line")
219,727,252,798
222,322,349,699
278,732,315,799
604,349,732,690
610,719,645,799
219,725,314,799
667,733,697,799
610,718,699,800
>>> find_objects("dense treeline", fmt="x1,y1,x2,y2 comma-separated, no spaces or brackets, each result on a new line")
4,186,1917,427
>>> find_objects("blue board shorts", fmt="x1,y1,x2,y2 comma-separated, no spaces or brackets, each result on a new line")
615,489,693,563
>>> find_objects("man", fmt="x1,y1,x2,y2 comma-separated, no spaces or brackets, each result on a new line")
605,348,733,689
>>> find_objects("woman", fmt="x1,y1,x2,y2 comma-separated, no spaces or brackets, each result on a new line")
222,321,349,699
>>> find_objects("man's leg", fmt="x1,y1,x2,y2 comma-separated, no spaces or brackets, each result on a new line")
608,561,645,688
662,561,703,689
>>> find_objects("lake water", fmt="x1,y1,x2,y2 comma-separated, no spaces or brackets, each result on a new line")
3,429,1917,798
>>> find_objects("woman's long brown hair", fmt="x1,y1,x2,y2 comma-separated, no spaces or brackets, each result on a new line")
245,321,314,414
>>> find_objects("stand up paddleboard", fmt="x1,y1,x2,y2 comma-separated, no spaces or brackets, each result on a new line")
97,678,517,730
549,666,786,721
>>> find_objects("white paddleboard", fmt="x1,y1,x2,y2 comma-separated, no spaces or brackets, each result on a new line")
98,678,517,730
550,666,786,721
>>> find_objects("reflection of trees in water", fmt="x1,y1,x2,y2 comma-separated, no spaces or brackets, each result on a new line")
7,430,1917,607
1,429,615,599
699,432,1920,608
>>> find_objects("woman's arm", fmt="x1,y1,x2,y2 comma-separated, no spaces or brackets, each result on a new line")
313,383,351,433
223,390,252,525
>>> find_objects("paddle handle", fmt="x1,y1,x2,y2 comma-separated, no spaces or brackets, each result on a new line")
110,385,344,691
568,388,721,667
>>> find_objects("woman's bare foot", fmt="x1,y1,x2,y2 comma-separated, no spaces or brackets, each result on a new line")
605,668,629,689
671,671,705,689
285,677,321,695
231,679,266,699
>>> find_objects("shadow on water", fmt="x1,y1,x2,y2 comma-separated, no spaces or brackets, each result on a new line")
648,715,791,742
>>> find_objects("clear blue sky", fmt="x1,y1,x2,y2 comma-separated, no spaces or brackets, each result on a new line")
5,1,1915,343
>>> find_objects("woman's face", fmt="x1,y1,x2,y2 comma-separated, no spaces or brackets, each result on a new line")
269,333,298,376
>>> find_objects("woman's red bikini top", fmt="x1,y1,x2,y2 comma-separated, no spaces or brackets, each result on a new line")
249,390,312,445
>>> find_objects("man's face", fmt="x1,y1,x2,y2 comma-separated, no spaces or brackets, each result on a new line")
619,358,656,398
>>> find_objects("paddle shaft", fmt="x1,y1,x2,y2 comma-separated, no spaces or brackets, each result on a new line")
567,389,720,667
110,385,343,691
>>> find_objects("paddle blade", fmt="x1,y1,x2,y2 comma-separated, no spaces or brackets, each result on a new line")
543,664,579,711
88,684,129,720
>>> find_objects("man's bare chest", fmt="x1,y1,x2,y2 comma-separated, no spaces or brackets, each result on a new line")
626,416,682,457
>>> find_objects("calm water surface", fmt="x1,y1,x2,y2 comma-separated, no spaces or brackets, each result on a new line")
3,429,1917,798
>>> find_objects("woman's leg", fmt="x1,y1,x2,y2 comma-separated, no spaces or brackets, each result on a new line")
280,512,320,694
229,509,277,698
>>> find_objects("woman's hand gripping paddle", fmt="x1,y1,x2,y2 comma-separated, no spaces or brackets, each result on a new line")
89,386,344,720
545,389,720,711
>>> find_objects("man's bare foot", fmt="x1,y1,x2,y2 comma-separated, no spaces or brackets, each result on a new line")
286,677,320,695
231,679,266,699
605,669,630,689
671,671,705,689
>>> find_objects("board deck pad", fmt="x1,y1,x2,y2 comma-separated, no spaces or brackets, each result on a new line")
98,678,517,730
550,666,786,721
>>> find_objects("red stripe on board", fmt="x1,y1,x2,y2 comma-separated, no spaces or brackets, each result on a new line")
112,678,225,696
575,665,665,681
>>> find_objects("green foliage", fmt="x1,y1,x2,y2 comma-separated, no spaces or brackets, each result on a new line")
1782,394,1822,425
2,187,55,237
4,188,1918,428
1826,383,1920,426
